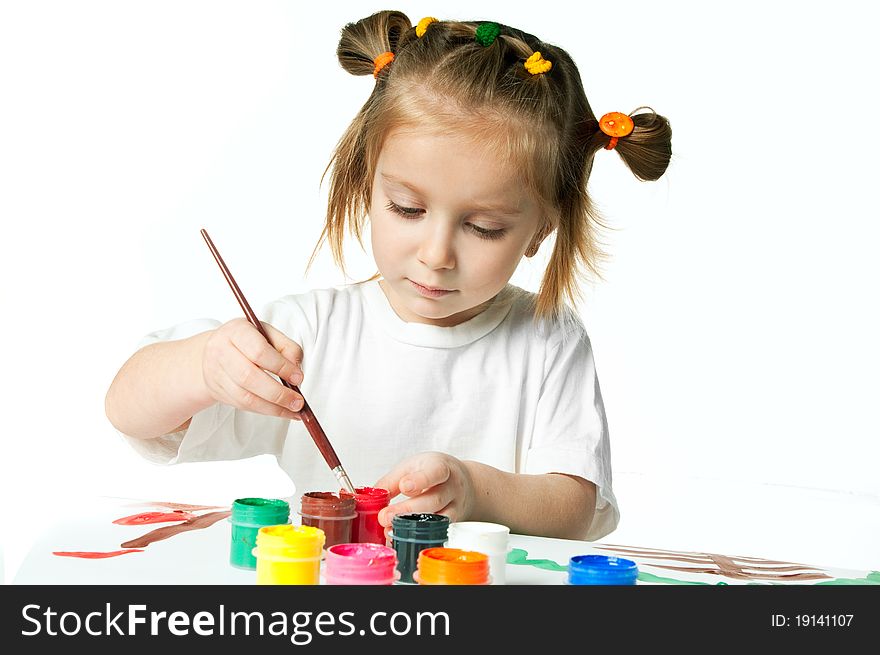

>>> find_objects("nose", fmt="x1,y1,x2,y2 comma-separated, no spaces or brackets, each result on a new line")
416,221,456,270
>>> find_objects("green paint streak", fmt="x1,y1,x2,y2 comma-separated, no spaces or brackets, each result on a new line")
506,548,568,572
507,550,880,587
636,571,712,585
815,571,880,586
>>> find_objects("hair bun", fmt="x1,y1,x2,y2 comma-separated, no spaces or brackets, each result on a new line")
337,10,412,77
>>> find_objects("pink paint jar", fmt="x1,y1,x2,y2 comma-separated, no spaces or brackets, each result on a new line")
340,486,390,545
323,543,400,585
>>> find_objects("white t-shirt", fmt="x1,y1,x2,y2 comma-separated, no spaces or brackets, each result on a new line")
123,280,619,540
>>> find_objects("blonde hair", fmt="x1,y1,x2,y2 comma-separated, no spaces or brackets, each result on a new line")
309,10,672,319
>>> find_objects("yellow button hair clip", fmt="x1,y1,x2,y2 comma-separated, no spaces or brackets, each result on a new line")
416,17,437,37
524,51,552,75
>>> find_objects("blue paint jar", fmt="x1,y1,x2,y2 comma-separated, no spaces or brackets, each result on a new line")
567,554,638,585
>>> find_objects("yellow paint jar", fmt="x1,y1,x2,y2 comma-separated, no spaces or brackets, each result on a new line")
253,524,325,585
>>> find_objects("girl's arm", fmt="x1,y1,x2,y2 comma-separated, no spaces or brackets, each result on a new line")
375,453,597,540
104,331,216,439
105,319,306,440
465,462,596,540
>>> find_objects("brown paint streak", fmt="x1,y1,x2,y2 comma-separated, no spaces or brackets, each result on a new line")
644,564,831,581
596,544,832,582
120,510,231,548
597,551,817,570
599,544,817,567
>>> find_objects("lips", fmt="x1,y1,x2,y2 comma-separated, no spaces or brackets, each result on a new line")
408,279,454,298
412,281,452,292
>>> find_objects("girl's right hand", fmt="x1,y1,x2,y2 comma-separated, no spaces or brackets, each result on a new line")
200,318,305,420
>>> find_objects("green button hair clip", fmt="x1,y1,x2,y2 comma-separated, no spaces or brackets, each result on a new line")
475,22,501,46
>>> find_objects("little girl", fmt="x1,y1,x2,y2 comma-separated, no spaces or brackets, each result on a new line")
105,11,671,541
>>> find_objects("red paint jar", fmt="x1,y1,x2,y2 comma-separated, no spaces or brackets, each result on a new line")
297,492,357,549
340,486,390,545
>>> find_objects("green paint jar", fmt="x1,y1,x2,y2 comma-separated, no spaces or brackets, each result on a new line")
229,497,290,570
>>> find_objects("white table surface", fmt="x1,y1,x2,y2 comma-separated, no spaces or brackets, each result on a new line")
11,496,877,585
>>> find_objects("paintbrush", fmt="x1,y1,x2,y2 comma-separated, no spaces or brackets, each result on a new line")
200,228,356,494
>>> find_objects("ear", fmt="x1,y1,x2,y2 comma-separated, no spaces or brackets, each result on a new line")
525,222,553,258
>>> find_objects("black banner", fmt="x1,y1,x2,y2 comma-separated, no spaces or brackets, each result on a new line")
2,584,876,651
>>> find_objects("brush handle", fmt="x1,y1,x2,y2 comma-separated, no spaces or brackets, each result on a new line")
200,229,353,488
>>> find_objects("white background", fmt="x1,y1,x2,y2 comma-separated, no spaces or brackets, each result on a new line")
1,0,878,583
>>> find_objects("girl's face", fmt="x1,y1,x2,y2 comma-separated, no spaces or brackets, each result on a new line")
369,128,545,327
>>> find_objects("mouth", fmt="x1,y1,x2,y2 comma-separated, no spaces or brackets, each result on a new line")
408,279,454,297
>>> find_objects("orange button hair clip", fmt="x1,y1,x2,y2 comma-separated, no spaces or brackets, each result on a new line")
373,51,394,78
599,112,634,150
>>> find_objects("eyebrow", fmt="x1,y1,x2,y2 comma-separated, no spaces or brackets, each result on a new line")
380,173,524,216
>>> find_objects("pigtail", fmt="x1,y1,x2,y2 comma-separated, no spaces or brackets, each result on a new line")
337,10,412,77
308,11,414,278
599,107,672,182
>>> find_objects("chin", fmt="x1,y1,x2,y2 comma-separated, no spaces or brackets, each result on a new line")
410,302,455,319
407,300,462,321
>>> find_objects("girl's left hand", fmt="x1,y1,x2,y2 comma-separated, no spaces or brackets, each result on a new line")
374,452,476,528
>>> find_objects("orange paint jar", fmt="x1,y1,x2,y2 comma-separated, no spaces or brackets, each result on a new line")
414,547,490,585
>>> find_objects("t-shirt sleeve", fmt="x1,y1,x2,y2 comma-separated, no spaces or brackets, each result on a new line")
525,323,620,541
118,300,313,466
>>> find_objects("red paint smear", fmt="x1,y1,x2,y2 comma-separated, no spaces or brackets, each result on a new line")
112,510,196,525
53,549,144,559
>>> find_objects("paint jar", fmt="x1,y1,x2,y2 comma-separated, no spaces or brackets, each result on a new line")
229,497,290,570
323,543,400,585
340,486,390,545
415,547,490,585
297,492,357,549
445,521,511,585
567,555,639,585
389,513,450,584
253,524,325,585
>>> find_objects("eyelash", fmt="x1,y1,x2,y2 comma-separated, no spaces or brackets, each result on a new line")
384,201,507,240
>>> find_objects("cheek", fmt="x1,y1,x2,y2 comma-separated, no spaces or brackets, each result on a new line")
469,240,528,276
370,214,403,264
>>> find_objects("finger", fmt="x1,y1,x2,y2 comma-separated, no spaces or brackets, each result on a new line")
374,464,413,500
213,366,301,420
262,322,305,385
218,351,303,419
396,458,451,496
375,455,451,499
378,485,456,527
234,322,303,387
432,500,463,524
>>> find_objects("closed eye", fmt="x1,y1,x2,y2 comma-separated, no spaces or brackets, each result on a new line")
386,200,508,240
385,200,424,217
468,224,507,240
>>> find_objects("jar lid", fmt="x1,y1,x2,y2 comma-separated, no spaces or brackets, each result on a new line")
340,486,390,511
391,513,450,539
568,555,639,585
417,547,489,585
299,492,357,518
231,497,290,526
